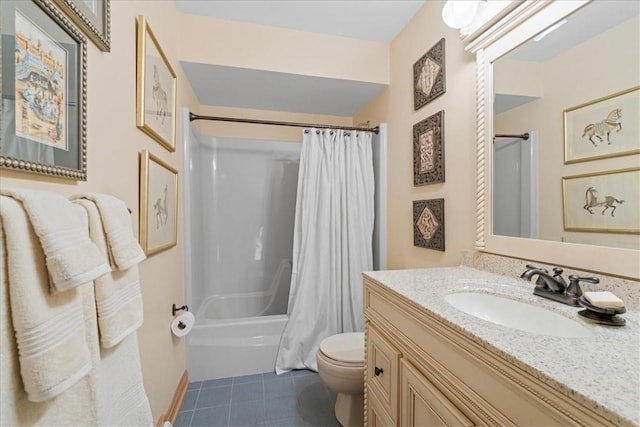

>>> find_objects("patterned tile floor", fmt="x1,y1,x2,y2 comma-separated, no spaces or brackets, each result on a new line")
175,370,341,427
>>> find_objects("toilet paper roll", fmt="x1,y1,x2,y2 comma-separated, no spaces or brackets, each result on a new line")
171,311,195,337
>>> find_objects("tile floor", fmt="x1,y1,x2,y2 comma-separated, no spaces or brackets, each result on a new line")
175,370,341,427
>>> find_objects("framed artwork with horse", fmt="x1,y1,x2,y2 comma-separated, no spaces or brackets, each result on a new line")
136,15,176,152
564,86,639,164
139,150,178,255
562,168,640,234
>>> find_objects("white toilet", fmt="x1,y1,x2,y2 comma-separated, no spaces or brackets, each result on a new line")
316,332,365,427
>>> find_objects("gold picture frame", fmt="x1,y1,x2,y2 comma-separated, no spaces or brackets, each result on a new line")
52,0,110,52
1,0,87,180
139,150,178,255
562,168,640,234
136,15,176,152
564,86,640,164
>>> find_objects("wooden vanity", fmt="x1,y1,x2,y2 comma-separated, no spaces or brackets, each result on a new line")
363,268,638,427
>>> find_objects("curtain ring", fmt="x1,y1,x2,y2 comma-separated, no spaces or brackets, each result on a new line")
316,130,320,135
304,129,309,134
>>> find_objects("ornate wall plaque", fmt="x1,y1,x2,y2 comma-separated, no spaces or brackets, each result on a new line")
413,110,445,185
413,199,445,251
414,38,446,110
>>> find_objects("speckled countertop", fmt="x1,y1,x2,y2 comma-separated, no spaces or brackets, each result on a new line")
364,266,640,426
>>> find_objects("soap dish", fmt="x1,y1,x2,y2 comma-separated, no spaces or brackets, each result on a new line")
578,296,626,326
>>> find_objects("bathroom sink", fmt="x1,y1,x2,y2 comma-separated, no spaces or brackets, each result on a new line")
444,292,592,338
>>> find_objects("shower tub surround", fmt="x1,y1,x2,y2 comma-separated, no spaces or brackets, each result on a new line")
364,265,639,426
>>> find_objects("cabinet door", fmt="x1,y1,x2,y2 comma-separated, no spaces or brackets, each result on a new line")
367,385,396,427
367,325,401,423
400,359,475,427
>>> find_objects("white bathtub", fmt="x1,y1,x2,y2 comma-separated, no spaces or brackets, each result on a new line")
186,313,288,381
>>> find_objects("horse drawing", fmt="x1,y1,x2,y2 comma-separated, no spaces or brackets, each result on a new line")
583,186,624,217
582,109,622,147
152,65,169,124
153,184,168,229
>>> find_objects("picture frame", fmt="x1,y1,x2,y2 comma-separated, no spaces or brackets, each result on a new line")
52,0,110,52
413,110,445,186
139,150,178,255
562,168,640,234
564,86,640,164
414,38,446,111
413,198,445,251
1,0,87,180
136,15,176,152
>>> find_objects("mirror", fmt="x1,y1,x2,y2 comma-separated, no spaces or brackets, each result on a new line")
471,0,640,279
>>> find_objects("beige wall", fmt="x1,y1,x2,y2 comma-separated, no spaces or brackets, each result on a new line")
0,1,198,421
178,13,389,84
355,0,478,269
495,16,639,248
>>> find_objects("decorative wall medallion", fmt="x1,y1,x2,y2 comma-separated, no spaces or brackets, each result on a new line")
414,110,445,185
414,38,446,110
413,199,445,251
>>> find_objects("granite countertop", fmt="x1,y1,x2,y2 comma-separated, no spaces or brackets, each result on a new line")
364,266,640,426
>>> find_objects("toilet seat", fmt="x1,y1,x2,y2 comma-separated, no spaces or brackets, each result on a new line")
318,332,364,367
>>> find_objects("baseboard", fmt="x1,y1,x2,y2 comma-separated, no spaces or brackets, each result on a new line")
156,370,189,427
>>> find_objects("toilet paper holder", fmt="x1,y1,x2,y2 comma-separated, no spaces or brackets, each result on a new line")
172,304,189,316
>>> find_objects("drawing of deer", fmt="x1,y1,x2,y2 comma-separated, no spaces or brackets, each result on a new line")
583,186,624,217
582,109,622,147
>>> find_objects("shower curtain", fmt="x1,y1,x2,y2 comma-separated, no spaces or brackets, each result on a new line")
276,128,375,373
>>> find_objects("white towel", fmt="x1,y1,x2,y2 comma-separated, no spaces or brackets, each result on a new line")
74,199,144,348
0,196,95,403
70,193,146,270
97,334,153,426
1,188,111,293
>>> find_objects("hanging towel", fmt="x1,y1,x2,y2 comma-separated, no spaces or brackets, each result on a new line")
0,196,96,403
97,334,153,426
74,199,145,348
0,188,111,293
70,193,146,270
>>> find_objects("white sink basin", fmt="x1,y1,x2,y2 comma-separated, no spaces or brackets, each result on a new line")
445,292,592,338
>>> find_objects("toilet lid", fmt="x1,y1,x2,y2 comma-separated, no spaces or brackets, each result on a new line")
319,332,364,364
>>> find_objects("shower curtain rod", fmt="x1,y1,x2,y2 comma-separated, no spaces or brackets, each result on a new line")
189,112,380,134
493,132,530,142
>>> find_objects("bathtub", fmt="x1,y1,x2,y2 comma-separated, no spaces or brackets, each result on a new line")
186,313,288,381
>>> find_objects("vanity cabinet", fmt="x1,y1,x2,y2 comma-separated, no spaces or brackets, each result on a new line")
363,275,618,427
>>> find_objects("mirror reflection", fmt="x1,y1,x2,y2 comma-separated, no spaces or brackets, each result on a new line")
492,0,640,250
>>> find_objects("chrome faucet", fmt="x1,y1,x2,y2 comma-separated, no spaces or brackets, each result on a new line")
520,264,599,307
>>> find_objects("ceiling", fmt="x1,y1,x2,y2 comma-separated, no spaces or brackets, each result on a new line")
175,0,426,116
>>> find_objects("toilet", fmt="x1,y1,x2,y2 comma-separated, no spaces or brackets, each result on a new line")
316,332,365,427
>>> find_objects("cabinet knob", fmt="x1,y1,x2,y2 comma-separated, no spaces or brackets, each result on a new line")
374,366,384,377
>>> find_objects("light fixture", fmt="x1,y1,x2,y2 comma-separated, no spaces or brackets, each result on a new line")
533,19,568,42
442,0,480,29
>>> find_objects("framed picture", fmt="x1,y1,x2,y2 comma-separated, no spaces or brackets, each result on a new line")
562,168,640,234
139,150,178,255
414,38,446,111
413,110,445,186
136,15,176,152
52,0,110,52
564,86,640,164
0,0,87,180
413,199,445,251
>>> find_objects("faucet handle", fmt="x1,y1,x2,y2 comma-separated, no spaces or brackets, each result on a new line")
525,264,548,272
566,275,600,298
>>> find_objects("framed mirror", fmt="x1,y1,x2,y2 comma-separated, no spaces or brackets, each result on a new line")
470,0,640,279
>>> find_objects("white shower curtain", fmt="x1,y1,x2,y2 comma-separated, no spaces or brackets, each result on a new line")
275,128,375,373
